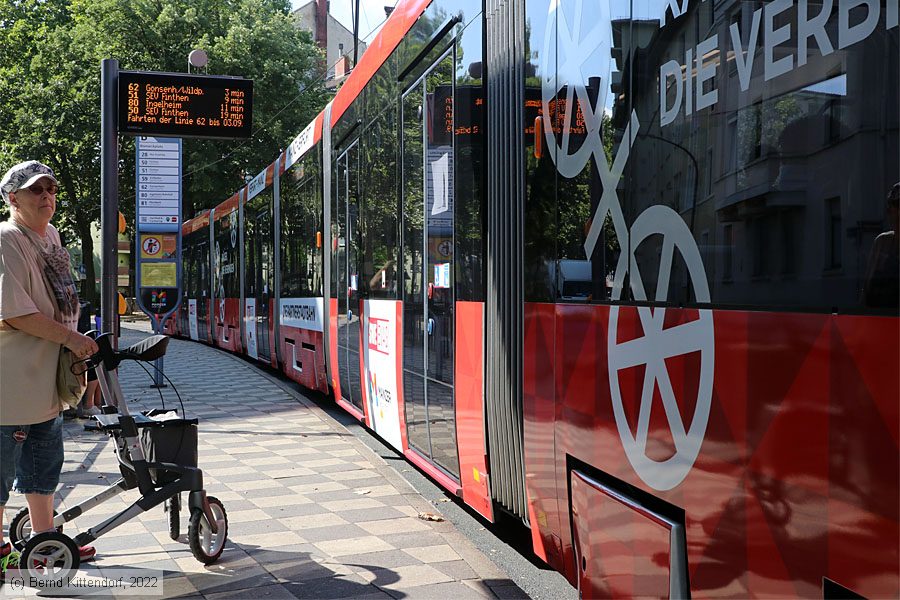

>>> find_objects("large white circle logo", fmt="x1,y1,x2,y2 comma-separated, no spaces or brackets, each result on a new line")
541,0,716,491
541,0,611,178
608,207,714,490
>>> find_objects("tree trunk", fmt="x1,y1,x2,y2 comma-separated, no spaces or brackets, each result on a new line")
53,151,98,305
79,221,98,305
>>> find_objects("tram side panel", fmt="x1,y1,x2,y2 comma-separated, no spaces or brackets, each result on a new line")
181,211,211,342
520,0,900,596
278,142,330,393
242,163,279,367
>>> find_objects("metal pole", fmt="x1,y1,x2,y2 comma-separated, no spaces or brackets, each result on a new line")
101,58,119,346
154,317,166,388
352,0,360,68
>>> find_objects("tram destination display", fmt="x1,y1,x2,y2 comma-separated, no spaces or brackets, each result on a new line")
119,71,253,139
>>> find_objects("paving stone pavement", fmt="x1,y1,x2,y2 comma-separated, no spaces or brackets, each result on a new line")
1,326,528,599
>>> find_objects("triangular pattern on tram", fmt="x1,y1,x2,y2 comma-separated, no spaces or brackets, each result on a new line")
687,476,748,594
748,322,830,496
556,306,599,412
712,311,750,463
745,488,802,598
833,316,900,447
524,304,558,404
829,324,899,523
745,312,828,452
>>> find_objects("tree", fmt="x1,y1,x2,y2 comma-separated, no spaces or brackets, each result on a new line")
0,0,330,303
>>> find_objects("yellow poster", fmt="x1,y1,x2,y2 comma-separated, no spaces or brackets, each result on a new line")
140,234,177,259
142,262,177,288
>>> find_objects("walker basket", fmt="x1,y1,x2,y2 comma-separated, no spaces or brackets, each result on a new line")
138,411,199,486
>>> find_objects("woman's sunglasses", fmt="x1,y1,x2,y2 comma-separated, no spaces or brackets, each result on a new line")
26,183,59,196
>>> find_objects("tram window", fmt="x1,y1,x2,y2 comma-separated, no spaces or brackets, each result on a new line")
360,110,399,299
214,210,239,300
541,0,630,304
524,0,558,303
196,240,209,297
455,22,485,302
281,153,323,298
609,0,898,314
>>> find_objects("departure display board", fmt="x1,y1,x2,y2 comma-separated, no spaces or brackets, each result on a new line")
118,71,253,139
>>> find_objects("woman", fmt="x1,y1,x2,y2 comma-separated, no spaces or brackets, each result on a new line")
0,160,98,566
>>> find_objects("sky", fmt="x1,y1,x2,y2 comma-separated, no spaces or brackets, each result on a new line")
291,0,399,43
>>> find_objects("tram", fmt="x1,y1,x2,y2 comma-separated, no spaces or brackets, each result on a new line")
166,0,900,595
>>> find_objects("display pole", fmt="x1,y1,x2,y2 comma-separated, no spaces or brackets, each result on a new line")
101,58,119,346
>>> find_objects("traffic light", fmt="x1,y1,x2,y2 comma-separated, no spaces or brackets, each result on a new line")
118,211,126,234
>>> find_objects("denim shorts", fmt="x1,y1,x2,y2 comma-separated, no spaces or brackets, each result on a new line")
0,415,64,506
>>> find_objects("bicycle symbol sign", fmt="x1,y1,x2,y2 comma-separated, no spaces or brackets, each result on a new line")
542,0,715,490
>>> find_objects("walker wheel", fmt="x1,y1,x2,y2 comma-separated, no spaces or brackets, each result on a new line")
9,508,63,551
21,531,80,585
188,496,228,564
166,494,181,541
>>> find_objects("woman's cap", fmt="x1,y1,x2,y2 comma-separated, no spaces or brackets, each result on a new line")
1,161,59,203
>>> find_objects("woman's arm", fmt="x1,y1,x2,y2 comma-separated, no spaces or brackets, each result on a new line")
3,312,98,357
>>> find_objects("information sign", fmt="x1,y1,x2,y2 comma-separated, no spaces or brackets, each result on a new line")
119,71,252,139
135,136,182,323
137,137,181,232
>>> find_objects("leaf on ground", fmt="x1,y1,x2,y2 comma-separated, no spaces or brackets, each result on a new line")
417,512,445,522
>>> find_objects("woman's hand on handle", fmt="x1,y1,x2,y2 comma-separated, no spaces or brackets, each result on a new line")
65,331,99,358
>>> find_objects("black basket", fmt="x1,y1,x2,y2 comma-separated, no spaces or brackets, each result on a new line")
139,416,198,485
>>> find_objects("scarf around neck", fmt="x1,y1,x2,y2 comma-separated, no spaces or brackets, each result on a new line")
12,218,80,329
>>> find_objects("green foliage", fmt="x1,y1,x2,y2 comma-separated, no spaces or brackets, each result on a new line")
0,0,330,300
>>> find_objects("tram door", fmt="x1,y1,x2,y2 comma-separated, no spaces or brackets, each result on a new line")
335,142,365,412
254,208,273,363
196,239,210,342
401,53,460,478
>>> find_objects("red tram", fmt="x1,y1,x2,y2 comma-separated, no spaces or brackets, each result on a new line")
169,0,899,595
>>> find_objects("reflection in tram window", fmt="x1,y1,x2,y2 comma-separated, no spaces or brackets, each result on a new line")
361,111,399,299
534,0,898,314
626,0,898,313
281,153,323,299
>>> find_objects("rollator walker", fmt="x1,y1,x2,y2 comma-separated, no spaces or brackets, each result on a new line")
7,333,228,582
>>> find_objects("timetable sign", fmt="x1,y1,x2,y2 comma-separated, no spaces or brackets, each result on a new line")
119,71,253,139
137,136,181,233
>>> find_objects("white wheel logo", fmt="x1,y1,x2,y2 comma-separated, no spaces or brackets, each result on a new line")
541,0,611,178
608,207,714,490
542,0,716,491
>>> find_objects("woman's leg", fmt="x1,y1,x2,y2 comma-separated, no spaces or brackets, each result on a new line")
13,416,63,534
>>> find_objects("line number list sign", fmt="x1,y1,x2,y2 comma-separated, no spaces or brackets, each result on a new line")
137,136,181,232
119,71,252,139
135,136,182,319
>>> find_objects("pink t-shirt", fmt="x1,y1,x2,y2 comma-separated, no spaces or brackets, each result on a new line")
0,221,68,425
